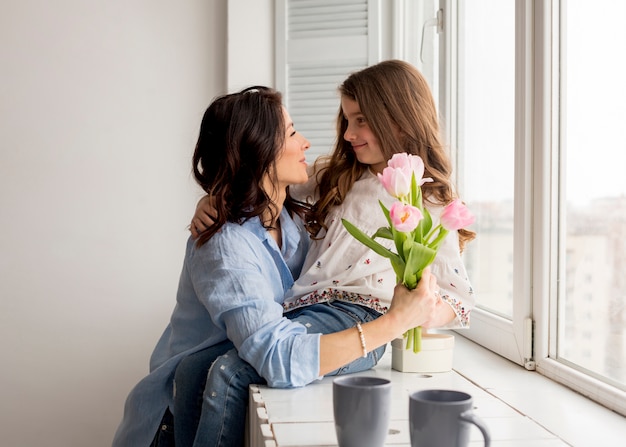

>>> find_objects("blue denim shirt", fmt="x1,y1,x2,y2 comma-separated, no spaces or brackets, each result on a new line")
113,209,317,447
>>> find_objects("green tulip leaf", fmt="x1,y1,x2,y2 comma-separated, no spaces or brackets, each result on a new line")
372,227,393,240
342,219,398,261
404,240,437,284
379,200,392,227
415,204,433,241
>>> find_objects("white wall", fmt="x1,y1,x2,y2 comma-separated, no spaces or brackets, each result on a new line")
0,1,228,445
228,0,274,90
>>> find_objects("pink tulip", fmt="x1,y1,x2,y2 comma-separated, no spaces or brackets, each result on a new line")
387,152,413,170
378,165,412,198
387,153,433,186
389,201,423,232
440,199,475,230
378,154,435,198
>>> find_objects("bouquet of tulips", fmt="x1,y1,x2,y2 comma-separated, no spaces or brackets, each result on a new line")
342,153,474,352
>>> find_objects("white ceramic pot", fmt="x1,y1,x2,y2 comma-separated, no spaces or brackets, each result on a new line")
391,333,455,373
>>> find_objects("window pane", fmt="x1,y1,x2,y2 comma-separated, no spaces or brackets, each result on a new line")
560,0,626,388
458,0,516,318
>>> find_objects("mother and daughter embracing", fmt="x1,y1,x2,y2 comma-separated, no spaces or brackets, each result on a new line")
112,59,476,447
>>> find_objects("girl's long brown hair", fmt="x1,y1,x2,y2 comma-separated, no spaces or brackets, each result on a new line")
306,60,475,250
192,86,308,247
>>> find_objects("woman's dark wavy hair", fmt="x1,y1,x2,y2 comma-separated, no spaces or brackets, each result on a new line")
192,86,308,247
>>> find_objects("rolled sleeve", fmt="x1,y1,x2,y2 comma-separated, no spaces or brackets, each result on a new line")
240,320,322,388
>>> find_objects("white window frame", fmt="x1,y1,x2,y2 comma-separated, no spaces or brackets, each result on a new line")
441,0,626,415
531,0,626,416
438,0,533,369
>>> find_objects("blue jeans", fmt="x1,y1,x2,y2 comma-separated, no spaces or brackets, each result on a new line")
150,407,175,447
173,301,385,447
173,339,235,446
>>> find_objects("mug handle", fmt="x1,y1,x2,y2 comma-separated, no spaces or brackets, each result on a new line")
459,410,491,447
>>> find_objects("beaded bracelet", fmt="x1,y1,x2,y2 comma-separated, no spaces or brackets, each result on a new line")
355,322,367,358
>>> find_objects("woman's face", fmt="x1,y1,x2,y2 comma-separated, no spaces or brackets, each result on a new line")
273,107,310,189
341,96,387,174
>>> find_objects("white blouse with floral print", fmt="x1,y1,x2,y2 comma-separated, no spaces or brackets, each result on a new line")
284,167,474,329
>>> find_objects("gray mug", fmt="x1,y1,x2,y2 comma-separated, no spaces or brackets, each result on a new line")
333,376,392,447
409,389,490,447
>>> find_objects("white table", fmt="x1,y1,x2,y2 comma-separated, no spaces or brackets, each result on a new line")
247,344,567,447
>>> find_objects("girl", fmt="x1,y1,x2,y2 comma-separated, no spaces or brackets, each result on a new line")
112,85,439,447
185,60,476,446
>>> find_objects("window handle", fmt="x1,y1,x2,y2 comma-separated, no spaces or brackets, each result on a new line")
420,8,443,63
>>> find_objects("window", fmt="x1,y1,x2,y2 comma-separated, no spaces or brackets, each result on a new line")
404,0,625,413
557,0,626,393
435,0,626,413
456,0,516,320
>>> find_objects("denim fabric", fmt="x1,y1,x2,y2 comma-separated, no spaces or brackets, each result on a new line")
173,339,235,447
191,349,265,447
175,301,385,447
150,408,175,447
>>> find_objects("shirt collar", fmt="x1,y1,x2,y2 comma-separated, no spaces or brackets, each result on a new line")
240,208,301,258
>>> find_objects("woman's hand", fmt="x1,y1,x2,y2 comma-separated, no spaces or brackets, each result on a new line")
190,195,216,238
419,293,457,329
386,267,439,333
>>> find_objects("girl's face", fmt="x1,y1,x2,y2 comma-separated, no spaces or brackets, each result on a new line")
341,96,387,174
274,107,310,189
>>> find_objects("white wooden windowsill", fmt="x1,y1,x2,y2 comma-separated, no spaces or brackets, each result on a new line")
248,334,626,446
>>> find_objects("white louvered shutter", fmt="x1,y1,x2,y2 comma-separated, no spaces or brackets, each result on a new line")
275,0,382,161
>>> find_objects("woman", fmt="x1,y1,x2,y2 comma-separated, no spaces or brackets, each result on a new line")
112,86,439,447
